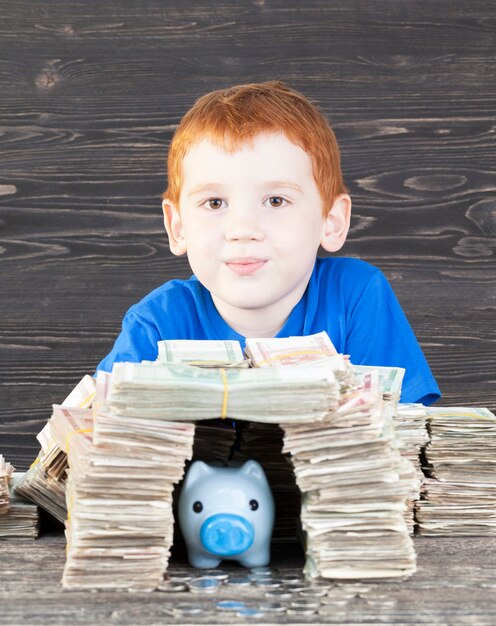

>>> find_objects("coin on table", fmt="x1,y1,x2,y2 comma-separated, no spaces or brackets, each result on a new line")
226,576,252,587
284,583,307,593
188,577,221,593
287,607,318,616
290,599,320,610
248,572,273,582
168,574,193,583
236,608,265,617
264,589,293,600
173,603,203,615
255,578,282,589
157,581,188,592
279,574,304,583
299,586,328,598
217,600,247,611
258,602,287,613
204,569,229,580
250,566,274,574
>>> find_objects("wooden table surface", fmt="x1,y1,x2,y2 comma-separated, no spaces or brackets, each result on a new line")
1,534,496,625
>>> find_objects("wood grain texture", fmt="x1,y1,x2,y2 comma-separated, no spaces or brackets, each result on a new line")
1,535,496,624
0,0,495,470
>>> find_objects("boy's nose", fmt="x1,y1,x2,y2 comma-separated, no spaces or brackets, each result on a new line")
223,207,264,242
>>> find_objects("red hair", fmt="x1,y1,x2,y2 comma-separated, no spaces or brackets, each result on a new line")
163,80,347,213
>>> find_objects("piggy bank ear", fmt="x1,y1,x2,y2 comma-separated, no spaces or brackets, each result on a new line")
241,460,265,481
184,461,212,488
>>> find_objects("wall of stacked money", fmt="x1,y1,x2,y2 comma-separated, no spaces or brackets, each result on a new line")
1,0,495,469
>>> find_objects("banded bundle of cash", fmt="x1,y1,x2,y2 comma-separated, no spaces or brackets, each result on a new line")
0,455,14,514
245,331,337,366
157,339,249,368
107,361,341,423
157,341,239,462
352,366,426,532
58,371,196,590
282,380,417,579
15,375,96,522
352,365,404,408
245,334,416,575
0,473,39,540
417,406,496,536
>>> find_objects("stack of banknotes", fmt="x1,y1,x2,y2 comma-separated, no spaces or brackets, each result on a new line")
282,383,417,579
243,337,416,579
352,366,428,533
394,403,429,476
15,375,96,522
50,371,196,590
0,455,13,514
417,406,496,535
0,473,39,539
350,369,429,479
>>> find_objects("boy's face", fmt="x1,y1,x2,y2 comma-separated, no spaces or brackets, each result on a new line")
163,132,350,327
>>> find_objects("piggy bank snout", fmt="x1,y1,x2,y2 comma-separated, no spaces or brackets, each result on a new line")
200,513,254,556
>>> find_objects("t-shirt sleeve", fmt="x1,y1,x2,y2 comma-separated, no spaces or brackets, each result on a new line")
94,309,161,374
345,268,441,405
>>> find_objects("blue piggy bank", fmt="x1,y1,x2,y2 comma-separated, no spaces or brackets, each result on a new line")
178,460,275,569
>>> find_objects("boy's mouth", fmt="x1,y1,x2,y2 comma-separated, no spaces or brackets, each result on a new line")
225,258,267,276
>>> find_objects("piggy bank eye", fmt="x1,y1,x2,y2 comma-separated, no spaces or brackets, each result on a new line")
193,501,203,513
249,499,259,511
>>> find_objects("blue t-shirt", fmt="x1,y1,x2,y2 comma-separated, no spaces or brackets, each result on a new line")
96,257,441,405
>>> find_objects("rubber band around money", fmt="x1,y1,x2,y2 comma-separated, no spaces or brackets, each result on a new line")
220,368,228,418
29,457,41,470
65,428,93,454
79,391,96,409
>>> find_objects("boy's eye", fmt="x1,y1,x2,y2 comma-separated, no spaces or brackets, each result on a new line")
268,196,285,207
206,198,223,210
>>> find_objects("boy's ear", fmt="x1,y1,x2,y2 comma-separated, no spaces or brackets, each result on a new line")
162,198,187,256
320,194,352,253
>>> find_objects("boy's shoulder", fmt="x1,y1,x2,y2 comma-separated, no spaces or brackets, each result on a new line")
313,256,383,284
128,276,205,318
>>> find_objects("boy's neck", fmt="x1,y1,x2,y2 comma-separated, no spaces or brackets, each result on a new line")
211,296,293,339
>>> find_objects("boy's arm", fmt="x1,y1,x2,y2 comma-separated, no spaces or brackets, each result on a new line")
345,269,441,406
95,309,161,375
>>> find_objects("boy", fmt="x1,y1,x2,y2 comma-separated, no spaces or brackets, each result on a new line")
96,80,441,405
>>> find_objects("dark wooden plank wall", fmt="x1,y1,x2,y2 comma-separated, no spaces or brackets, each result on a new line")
1,1,495,469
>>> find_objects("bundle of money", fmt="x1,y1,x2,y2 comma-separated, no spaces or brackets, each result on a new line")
157,340,238,463
58,370,196,590
15,375,96,522
0,455,14,514
0,473,39,539
282,382,417,579
352,367,426,533
417,406,496,535
108,361,341,423
352,365,404,407
395,403,429,472
157,339,249,368
244,334,416,577
245,331,338,367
